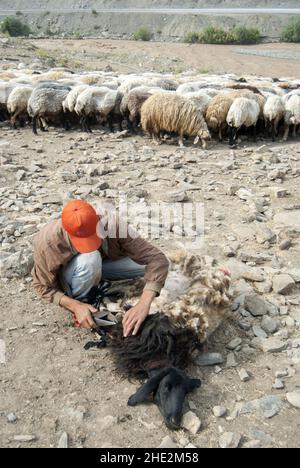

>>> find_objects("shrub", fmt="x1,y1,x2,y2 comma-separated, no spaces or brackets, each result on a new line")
0,16,31,37
185,26,261,45
133,27,151,41
231,26,261,45
184,32,201,44
92,9,98,16
281,17,300,42
199,27,234,44
16,11,23,16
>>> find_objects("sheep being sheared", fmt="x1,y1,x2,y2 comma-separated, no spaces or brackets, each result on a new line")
96,252,231,430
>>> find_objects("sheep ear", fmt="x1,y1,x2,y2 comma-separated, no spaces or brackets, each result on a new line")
128,368,172,406
186,378,201,392
194,136,200,145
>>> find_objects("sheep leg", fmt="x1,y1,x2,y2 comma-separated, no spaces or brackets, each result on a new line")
11,112,18,129
283,125,289,142
178,133,185,148
107,115,114,133
264,118,268,138
86,116,93,133
39,117,47,132
292,124,297,138
32,116,38,135
127,117,136,134
116,114,123,132
253,124,257,143
228,127,237,146
218,123,226,142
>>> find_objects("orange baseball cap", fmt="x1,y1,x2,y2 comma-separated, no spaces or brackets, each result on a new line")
62,200,102,254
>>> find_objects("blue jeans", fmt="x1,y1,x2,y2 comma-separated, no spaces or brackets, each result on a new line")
60,251,145,300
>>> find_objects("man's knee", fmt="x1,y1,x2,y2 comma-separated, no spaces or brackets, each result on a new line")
76,251,102,273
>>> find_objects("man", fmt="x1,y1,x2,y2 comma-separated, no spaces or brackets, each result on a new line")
32,200,169,337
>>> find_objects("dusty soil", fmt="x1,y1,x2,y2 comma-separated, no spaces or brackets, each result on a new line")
0,39,300,449
1,38,300,77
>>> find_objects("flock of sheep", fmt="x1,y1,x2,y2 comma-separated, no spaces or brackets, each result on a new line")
1,64,300,147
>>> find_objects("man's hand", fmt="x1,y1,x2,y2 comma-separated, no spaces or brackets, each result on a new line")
60,296,97,330
72,302,98,329
123,290,156,337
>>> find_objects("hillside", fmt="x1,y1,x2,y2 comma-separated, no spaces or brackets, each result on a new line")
1,1,299,9
0,1,299,40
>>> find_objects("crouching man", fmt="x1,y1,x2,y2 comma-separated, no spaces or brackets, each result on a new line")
32,200,169,337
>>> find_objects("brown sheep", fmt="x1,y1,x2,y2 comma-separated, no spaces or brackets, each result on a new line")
205,90,265,141
141,92,211,148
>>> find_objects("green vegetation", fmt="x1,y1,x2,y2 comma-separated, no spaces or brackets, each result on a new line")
281,17,300,42
184,26,261,45
200,26,233,44
231,26,261,45
133,27,152,41
184,32,201,44
0,16,31,37
36,48,50,59
92,9,98,16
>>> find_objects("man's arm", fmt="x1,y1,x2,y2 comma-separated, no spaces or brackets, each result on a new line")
117,227,169,336
118,226,170,295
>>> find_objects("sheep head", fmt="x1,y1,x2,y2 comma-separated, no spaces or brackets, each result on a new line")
128,367,201,430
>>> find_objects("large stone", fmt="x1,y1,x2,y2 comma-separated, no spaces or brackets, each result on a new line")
219,432,241,449
244,294,274,317
261,316,279,335
272,275,295,295
238,395,284,416
181,411,201,434
258,337,287,353
286,393,300,409
196,353,224,366
161,191,187,203
226,337,242,350
0,250,33,279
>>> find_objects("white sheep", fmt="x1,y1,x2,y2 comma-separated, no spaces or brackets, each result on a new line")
62,85,89,113
74,86,121,132
226,97,260,146
7,86,33,128
27,87,69,134
183,91,212,115
283,94,300,141
263,95,286,141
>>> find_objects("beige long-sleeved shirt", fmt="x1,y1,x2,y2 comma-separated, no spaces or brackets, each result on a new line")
32,218,169,306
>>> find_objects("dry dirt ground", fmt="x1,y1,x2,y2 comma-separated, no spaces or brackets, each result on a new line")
0,39,300,449
1,37,300,77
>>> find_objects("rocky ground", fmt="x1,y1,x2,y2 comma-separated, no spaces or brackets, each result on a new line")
0,122,300,448
0,38,300,449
